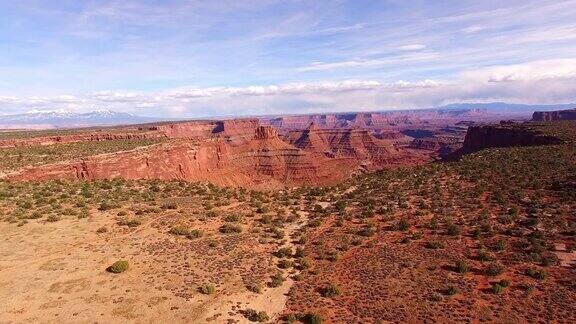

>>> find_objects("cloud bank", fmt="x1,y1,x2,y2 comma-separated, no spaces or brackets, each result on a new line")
1,59,575,118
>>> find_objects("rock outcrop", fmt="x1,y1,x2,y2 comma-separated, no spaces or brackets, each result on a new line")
5,126,358,189
532,109,576,121
446,122,564,160
286,124,427,169
409,136,462,157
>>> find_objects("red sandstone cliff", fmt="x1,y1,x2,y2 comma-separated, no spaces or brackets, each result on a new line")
446,122,564,160
4,126,357,189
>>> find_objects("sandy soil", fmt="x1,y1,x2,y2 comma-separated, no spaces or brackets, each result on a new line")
0,206,298,323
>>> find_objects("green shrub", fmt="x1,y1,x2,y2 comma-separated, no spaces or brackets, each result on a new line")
425,240,445,249
269,272,284,288
107,260,129,273
445,285,458,295
224,213,241,222
446,223,461,236
477,249,494,262
274,247,293,258
321,284,340,297
169,225,189,236
526,268,547,280
219,223,242,234
117,218,141,227
277,259,293,269
243,309,269,322
200,283,216,295
499,279,510,287
186,229,203,239
303,312,323,324
455,259,469,274
485,262,504,276
46,214,60,222
395,218,409,231
246,283,262,294
492,283,504,294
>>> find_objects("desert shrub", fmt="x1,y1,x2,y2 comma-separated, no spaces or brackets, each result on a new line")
298,258,310,270
117,218,141,227
495,239,506,252
219,223,242,234
444,285,458,295
107,260,129,273
526,268,547,280
446,223,461,236
246,283,262,294
357,224,375,237
425,240,445,249
200,283,216,294
321,283,340,297
294,247,305,258
499,279,510,287
186,229,203,239
303,312,323,324
477,249,494,262
277,259,293,269
412,231,423,240
492,283,504,294
395,218,410,231
260,214,272,224
169,225,189,236
269,272,284,287
46,214,60,222
224,213,241,222
485,262,504,276
96,226,108,233
161,202,178,210
274,247,293,258
98,200,118,211
455,259,469,274
308,218,321,228
243,309,269,322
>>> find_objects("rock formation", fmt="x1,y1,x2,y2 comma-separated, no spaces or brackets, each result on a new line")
532,109,576,121
446,122,564,160
5,125,358,189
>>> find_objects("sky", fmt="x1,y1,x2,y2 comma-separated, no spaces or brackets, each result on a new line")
0,0,575,118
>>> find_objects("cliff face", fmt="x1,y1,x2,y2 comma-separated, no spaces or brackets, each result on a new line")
447,123,563,160
285,124,428,169
532,109,576,121
0,118,260,148
5,125,358,189
409,136,462,157
263,109,489,131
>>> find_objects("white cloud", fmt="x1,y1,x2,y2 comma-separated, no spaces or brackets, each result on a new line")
461,25,485,34
461,59,576,82
1,59,575,118
297,52,439,72
398,44,426,51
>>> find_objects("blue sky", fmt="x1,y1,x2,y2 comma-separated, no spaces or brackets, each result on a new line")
1,0,575,117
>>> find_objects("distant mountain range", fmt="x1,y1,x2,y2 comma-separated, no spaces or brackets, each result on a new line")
0,110,161,129
0,103,573,130
435,102,575,113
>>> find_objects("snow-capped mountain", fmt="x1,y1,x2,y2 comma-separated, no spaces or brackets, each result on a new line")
0,110,162,129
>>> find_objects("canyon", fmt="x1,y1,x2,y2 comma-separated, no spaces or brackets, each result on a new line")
1,109,567,189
